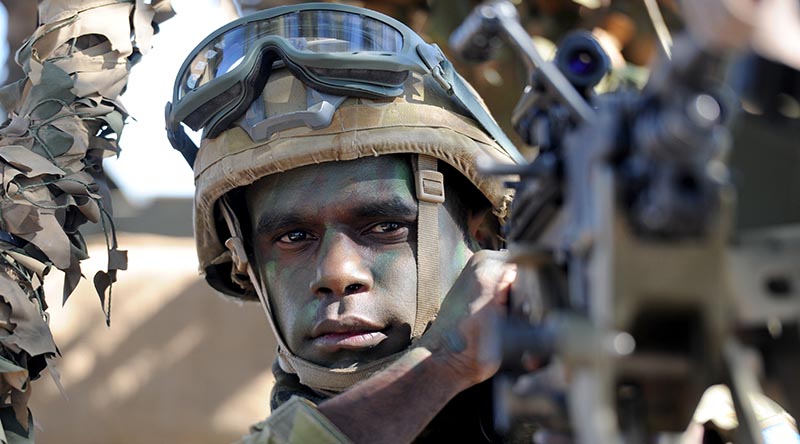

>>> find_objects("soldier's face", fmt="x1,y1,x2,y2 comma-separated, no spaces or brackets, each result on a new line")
246,155,474,368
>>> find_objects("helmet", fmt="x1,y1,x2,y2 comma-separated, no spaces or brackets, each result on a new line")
194,69,518,290
167,2,522,299
166,3,521,391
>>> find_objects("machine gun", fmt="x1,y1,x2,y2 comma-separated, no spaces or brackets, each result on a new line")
450,1,800,443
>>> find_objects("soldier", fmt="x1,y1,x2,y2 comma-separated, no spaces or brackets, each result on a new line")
164,3,523,443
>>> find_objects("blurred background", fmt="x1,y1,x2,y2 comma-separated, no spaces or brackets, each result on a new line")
0,0,679,442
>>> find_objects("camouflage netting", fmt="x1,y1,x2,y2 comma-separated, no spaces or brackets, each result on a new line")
0,1,174,441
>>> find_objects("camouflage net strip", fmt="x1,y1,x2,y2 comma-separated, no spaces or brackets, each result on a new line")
0,0,174,442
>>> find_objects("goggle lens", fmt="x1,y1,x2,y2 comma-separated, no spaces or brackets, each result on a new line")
178,10,404,100
166,4,525,167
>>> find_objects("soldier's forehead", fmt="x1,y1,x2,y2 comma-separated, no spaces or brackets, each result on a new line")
245,155,415,210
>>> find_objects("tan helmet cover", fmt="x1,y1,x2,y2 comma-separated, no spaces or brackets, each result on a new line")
194,69,516,299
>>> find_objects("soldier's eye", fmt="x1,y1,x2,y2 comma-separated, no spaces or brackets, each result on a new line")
368,222,406,234
278,230,313,243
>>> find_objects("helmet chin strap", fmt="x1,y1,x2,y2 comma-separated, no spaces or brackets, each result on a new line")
413,155,444,338
217,154,443,393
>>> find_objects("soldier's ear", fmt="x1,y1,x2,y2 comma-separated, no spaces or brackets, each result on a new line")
225,236,256,294
466,207,500,250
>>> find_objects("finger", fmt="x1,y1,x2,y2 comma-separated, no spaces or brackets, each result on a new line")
493,264,517,306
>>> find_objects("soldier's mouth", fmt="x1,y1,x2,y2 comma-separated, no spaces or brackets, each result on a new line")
312,330,389,352
309,316,389,352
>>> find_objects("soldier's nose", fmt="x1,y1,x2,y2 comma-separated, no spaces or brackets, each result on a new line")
310,232,372,297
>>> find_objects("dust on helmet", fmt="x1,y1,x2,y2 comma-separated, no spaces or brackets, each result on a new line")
166,2,522,392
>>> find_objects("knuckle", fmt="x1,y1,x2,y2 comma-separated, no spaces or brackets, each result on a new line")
468,249,508,268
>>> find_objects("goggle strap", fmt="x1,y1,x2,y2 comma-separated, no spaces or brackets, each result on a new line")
165,101,199,166
450,66,527,164
413,154,444,339
419,48,522,164
418,43,452,93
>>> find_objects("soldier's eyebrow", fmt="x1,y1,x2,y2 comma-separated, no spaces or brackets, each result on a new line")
352,197,417,220
255,213,307,236
255,197,417,235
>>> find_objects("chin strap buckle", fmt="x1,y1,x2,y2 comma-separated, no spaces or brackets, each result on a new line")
416,169,445,204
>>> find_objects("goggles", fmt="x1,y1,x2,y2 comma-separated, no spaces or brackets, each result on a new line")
165,3,524,165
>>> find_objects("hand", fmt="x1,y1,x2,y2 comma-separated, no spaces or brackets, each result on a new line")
315,251,514,444
419,250,517,389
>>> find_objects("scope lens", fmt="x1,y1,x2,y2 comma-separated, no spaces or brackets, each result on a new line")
567,50,596,75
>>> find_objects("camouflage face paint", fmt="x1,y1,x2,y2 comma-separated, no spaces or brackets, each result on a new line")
246,155,475,368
